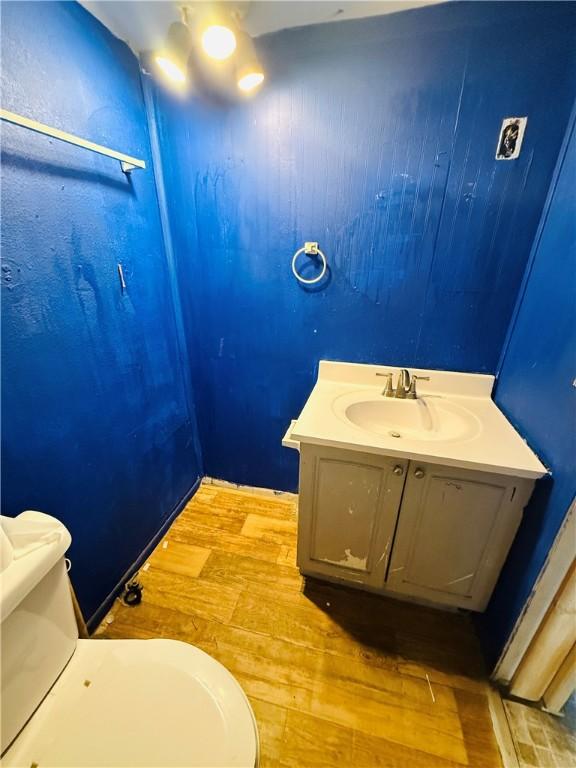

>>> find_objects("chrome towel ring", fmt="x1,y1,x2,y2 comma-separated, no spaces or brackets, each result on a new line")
291,242,327,285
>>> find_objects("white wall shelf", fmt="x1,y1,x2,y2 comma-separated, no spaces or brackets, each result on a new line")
1,109,146,174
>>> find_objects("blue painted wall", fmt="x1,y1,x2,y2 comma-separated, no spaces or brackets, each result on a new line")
1,2,202,624
152,1,576,491
478,109,576,665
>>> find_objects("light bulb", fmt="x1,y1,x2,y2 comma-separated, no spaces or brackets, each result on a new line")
155,56,186,84
238,71,264,92
201,25,237,60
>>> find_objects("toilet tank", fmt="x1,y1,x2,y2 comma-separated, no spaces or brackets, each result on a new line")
1,513,78,754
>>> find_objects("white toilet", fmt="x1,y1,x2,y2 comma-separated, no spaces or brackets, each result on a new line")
1,512,259,767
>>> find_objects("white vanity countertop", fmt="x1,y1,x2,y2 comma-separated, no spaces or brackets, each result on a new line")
289,361,547,479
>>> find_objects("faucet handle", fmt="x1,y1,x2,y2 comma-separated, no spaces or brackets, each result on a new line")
407,375,430,399
376,371,395,397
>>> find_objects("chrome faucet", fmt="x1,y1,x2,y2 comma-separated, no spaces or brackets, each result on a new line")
376,369,430,399
394,369,411,399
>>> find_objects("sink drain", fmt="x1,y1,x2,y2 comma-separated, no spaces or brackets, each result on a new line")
389,431,402,438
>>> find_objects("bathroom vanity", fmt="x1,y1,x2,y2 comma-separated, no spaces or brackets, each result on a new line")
284,362,546,612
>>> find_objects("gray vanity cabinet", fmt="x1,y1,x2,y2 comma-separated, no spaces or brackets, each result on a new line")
385,462,534,611
297,446,535,611
297,445,407,588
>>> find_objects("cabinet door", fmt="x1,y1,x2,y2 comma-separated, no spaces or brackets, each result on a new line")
297,445,407,588
386,463,533,610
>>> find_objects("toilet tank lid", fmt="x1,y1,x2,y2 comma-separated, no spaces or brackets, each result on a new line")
0,512,71,623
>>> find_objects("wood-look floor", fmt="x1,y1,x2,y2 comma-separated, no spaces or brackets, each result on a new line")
96,482,502,767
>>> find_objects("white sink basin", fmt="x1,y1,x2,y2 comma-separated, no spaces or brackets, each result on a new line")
336,394,481,443
287,361,547,479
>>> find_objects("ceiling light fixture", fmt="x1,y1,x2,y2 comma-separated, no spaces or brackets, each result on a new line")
235,32,264,94
154,21,191,85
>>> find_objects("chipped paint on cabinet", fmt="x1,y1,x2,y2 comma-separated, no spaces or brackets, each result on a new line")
297,445,407,588
386,463,534,611
297,447,535,612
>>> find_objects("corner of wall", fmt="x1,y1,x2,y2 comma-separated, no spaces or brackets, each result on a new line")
138,61,205,476
495,98,576,383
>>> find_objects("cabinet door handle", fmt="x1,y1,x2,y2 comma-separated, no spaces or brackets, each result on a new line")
393,465,404,476
414,468,425,479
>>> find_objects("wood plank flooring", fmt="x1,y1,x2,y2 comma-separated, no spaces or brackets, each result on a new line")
96,482,502,767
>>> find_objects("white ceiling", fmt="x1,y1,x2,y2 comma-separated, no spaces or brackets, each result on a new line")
81,1,441,54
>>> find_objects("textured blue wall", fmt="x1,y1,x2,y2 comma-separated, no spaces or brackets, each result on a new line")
1,2,202,624
479,110,576,665
152,1,576,491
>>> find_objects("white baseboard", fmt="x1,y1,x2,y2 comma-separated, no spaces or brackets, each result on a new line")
203,476,298,502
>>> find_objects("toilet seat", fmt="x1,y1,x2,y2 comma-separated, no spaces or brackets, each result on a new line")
3,639,259,767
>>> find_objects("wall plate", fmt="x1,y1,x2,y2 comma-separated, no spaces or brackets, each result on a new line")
496,117,527,160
